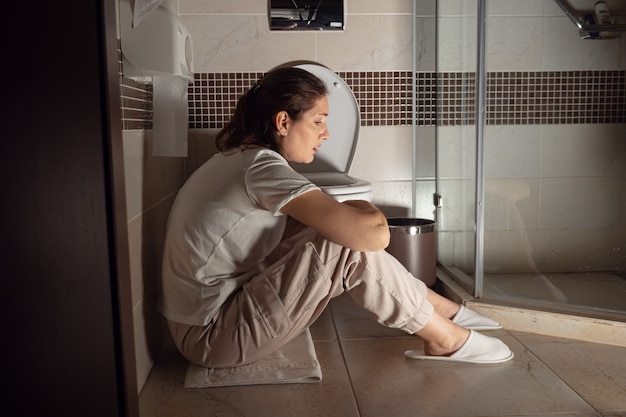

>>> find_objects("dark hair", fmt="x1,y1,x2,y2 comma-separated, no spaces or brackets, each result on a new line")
215,67,328,153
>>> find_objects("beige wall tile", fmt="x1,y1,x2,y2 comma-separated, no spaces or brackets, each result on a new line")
371,180,413,217
123,130,146,220
438,0,477,17
350,126,413,181
436,178,476,231
437,16,477,72
484,125,542,178
368,179,437,220
130,195,176,392
144,134,186,203
127,214,144,308
182,15,318,72
346,0,414,15
414,17,437,71
485,178,540,229
539,176,626,229
487,16,544,71
318,15,413,71
179,0,265,14
187,129,220,175
542,16,624,70
541,124,626,177
122,130,186,219
133,298,170,393
437,126,477,180
489,0,545,16
484,229,539,273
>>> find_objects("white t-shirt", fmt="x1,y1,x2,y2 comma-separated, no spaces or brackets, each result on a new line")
159,148,319,326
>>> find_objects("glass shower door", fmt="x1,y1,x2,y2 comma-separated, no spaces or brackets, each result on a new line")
435,0,626,319
435,1,481,292
477,1,626,317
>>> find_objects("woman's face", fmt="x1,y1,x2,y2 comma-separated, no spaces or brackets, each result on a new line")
276,95,329,164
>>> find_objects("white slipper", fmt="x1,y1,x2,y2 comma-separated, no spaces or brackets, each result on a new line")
405,330,514,364
452,305,502,330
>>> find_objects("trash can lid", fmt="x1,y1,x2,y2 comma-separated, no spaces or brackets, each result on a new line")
387,218,436,234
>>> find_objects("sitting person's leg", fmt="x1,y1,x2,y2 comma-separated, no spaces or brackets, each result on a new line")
168,227,344,368
169,228,511,368
341,247,512,363
426,288,502,331
426,288,461,320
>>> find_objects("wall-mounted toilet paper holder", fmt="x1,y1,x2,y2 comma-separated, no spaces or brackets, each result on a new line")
119,0,194,82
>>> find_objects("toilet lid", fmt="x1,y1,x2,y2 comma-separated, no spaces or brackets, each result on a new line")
292,64,360,174
303,173,372,198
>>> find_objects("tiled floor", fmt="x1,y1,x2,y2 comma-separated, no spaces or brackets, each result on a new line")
139,293,626,417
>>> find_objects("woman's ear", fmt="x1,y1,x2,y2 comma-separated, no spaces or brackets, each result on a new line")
275,111,290,136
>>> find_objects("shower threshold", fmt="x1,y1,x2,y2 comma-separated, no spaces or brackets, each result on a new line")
437,267,626,348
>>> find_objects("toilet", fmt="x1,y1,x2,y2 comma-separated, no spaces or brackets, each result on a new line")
292,63,372,202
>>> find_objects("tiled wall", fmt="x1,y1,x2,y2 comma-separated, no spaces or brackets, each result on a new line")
121,69,625,129
122,129,184,391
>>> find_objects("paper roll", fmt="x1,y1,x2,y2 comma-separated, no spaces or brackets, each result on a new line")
152,75,189,157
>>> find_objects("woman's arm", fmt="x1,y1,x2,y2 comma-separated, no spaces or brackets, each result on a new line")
281,190,390,252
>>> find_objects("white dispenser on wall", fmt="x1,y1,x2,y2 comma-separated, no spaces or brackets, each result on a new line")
118,0,194,157
118,0,194,82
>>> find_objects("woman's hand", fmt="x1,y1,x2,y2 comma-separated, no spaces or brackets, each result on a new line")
281,190,390,252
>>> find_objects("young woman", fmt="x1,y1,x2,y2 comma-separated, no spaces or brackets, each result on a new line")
160,66,513,368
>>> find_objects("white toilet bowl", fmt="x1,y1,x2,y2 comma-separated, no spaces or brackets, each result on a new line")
292,63,372,202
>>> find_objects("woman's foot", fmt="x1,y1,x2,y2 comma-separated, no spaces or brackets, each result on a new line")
426,289,502,330
416,312,470,357
451,305,502,330
407,330,514,364
423,331,469,357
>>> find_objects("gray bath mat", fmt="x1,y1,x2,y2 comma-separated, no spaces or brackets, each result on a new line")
184,328,322,388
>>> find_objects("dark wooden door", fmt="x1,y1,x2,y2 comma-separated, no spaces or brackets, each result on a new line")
2,1,137,416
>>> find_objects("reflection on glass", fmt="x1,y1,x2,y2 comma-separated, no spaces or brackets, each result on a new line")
482,179,567,303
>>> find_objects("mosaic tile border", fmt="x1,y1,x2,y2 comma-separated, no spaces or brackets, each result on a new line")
120,70,625,130
484,70,625,125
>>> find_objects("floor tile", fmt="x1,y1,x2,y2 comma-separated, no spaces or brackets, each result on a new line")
138,290,626,417
139,340,359,417
339,334,596,417
310,303,338,342
515,334,626,413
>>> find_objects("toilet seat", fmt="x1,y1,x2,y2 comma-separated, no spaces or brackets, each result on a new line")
293,63,372,202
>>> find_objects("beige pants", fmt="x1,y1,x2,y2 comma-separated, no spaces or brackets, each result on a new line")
167,227,434,368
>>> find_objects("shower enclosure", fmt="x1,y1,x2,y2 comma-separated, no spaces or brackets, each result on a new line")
433,0,626,320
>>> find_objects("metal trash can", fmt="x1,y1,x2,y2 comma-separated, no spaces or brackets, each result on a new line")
385,218,437,287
